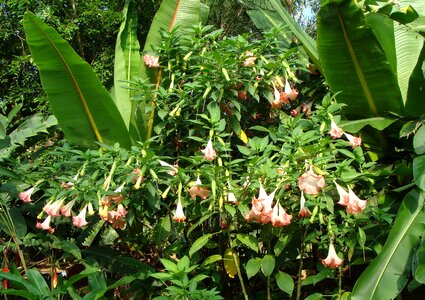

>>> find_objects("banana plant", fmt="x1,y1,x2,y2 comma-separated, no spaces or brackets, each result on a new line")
245,0,425,121
23,0,201,148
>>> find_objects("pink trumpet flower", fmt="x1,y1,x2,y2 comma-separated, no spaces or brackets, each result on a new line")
60,199,76,217
72,205,89,228
44,199,64,217
143,54,160,68
298,168,326,195
19,187,35,203
298,191,312,218
335,182,367,214
344,133,362,147
329,120,344,139
322,242,344,269
36,215,54,234
173,198,186,223
271,202,292,227
200,139,216,161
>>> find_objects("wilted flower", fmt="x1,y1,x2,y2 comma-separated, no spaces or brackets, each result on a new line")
344,133,362,147
329,120,344,139
36,215,54,234
60,199,76,217
72,205,89,228
159,160,178,176
188,176,210,200
19,187,35,203
44,198,64,217
322,242,344,269
143,54,160,68
242,51,257,67
298,168,326,195
271,202,292,227
173,198,186,222
200,139,216,161
298,191,312,218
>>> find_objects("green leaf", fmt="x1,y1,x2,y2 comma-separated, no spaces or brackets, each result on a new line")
236,234,259,252
245,0,322,72
301,268,334,286
414,239,425,283
351,189,425,300
26,269,50,297
139,0,200,140
390,5,419,24
245,257,261,279
160,258,178,273
413,125,425,155
0,289,36,299
0,122,5,140
189,233,213,257
274,235,292,257
59,240,82,260
406,41,425,116
88,272,107,290
339,117,397,133
413,155,425,190
82,246,154,276
261,254,275,277
114,0,141,142
317,0,404,118
23,12,131,148
154,216,171,245
275,271,294,296
56,267,99,294
366,0,425,116
201,254,222,267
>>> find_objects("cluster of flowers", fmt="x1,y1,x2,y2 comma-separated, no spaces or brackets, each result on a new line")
19,172,134,234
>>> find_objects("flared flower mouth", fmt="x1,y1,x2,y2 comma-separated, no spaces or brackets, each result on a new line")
173,198,186,222
322,242,344,269
329,120,344,139
298,169,325,195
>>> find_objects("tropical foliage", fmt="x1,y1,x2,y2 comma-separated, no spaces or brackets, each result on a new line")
1,0,425,299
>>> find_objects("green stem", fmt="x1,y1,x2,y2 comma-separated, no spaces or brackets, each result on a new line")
228,234,249,300
296,225,308,300
267,275,271,300
338,265,343,299
0,205,27,273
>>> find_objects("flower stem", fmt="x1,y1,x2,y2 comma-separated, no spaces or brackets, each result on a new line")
267,276,271,300
296,225,308,300
228,234,249,300
338,265,343,299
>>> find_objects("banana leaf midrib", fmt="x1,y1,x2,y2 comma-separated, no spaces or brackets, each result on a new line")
27,15,103,143
335,3,378,116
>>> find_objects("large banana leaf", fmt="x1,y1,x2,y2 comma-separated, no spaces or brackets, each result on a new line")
351,189,425,300
23,12,131,148
113,0,141,143
138,0,200,140
317,0,404,118
366,0,425,117
243,0,322,73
